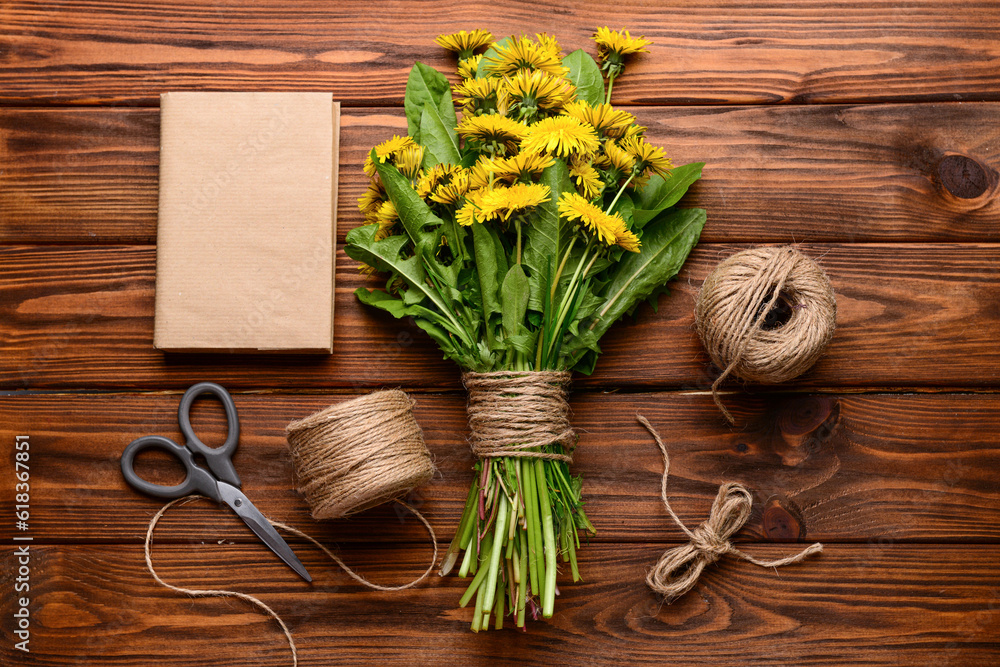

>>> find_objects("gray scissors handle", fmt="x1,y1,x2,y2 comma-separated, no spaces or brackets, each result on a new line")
178,382,241,488
120,435,222,501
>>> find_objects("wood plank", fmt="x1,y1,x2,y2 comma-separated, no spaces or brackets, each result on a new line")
2,1,1000,106
3,104,999,244
1,543,997,665
2,392,998,545
1,243,998,390
0,108,159,243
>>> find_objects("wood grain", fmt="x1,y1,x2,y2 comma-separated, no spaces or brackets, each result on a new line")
2,1,1000,106
1,543,997,666
3,2,999,663
1,243,998,390
3,104,999,245
1,392,998,545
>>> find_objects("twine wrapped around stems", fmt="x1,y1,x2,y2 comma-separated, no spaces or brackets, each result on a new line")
637,414,823,602
462,370,576,463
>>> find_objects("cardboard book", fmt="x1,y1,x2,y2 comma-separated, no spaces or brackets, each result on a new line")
154,92,339,353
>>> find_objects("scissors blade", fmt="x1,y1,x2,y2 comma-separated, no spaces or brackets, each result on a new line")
217,482,312,583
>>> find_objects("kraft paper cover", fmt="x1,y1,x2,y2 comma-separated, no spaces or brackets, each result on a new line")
154,92,339,353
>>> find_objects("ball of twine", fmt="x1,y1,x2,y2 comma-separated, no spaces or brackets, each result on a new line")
695,246,837,423
285,389,435,520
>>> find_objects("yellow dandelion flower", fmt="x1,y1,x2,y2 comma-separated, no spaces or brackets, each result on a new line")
615,227,641,253
363,154,376,178
502,69,576,119
557,191,626,246
477,182,551,221
593,27,652,79
470,152,555,187
393,144,425,180
494,150,556,181
375,135,416,162
458,54,483,80
368,136,419,178
620,122,646,142
374,200,399,239
358,179,386,222
416,163,464,198
521,115,600,158
569,161,603,199
561,101,636,138
457,115,529,152
430,171,471,206
467,156,505,189
620,135,673,178
457,188,487,226
484,35,569,78
436,29,494,59
535,33,563,59
594,139,636,177
454,76,501,114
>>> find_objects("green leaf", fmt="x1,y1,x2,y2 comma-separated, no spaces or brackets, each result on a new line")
632,162,704,228
500,264,529,339
522,159,576,312
372,152,444,262
419,102,462,168
563,49,605,106
404,62,457,140
472,223,503,320
589,207,706,342
355,288,473,368
344,222,471,347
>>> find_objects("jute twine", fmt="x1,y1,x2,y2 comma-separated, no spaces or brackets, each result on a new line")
142,390,440,667
145,496,437,667
463,370,576,463
694,246,837,423
636,414,823,602
285,389,435,519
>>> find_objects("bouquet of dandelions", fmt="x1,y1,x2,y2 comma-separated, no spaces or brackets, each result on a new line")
346,28,705,630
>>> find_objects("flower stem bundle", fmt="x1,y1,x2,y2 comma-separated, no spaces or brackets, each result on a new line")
346,27,706,630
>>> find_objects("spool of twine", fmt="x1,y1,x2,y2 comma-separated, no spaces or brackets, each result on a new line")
462,370,576,462
143,390,440,667
695,246,837,423
285,389,435,519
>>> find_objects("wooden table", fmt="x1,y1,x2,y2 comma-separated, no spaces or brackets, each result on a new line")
2,2,999,665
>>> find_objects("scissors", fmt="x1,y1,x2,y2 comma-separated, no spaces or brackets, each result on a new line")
121,381,311,582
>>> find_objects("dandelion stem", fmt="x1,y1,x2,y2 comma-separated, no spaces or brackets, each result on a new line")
481,494,508,614
547,248,598,361
535,459,558,617
516,218,522,265
517,533,528,626
551,237,578,301
606,172,636,214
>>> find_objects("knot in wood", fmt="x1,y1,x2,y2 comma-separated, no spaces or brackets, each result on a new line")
938,154,992,199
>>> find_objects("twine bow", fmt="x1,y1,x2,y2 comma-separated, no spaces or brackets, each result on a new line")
637,414,824,602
